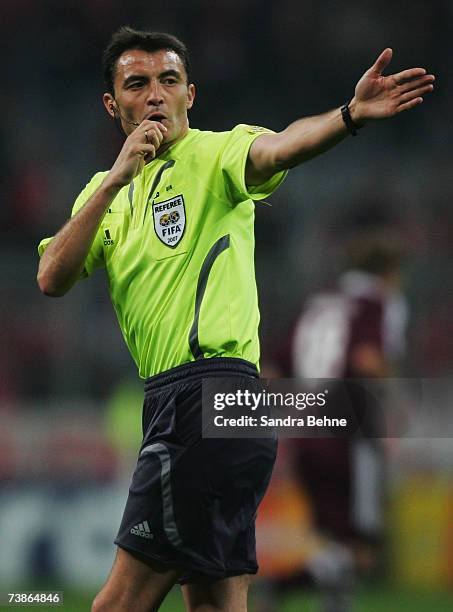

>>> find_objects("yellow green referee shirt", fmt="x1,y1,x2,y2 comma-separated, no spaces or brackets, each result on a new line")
38,124,287,378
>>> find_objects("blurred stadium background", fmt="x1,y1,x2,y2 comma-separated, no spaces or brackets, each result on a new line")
1,0,453,609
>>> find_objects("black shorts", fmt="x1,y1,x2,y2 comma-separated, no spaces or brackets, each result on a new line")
115,357,277,584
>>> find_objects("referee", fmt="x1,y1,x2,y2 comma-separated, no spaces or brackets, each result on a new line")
37,27,434,612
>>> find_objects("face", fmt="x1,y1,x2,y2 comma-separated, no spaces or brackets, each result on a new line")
103,48,195,145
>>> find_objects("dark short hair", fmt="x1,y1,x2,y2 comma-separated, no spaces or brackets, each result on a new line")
102,26,190,94
344,231,405,276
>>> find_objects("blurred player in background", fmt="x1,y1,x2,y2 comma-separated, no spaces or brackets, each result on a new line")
37,23,432,612
290,233,408,612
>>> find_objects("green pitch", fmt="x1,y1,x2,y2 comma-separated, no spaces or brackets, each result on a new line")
12,585,451,611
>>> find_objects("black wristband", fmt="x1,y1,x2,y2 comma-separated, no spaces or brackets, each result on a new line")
341,104,361,137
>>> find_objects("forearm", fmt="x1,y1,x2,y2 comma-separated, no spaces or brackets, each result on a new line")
37,177,122,296
274,102,360,170
247,101,361,184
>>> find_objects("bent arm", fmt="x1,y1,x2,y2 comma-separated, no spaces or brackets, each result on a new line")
37,178,121,297
38,118,168,296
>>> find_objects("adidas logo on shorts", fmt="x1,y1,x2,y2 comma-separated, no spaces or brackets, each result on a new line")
130,520,154,539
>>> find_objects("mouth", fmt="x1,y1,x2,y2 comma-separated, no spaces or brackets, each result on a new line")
146,112,167,123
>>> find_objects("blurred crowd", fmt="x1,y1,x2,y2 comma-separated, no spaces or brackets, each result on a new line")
1,2,453,602
1,0,452,404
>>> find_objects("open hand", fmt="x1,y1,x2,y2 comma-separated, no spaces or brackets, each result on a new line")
351,48,435,123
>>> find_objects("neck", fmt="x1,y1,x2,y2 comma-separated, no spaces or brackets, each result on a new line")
156,123,190,157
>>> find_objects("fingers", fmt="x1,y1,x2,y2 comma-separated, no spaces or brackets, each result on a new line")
371,47,393,75
141,119,167,134
142,144,158,162
124,120,167,170
130,143,156,157
144,128,162,149
135,120,166,152
400,84,433,102
398,83,434,106
395,75,435,112
398,74,435,93
393,67,428,85
395,72,434,111
396,97,424,114
141,120,166,141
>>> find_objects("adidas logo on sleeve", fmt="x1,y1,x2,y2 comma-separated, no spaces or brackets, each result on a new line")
130,521,154,539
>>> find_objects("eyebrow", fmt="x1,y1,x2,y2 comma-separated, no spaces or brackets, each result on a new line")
159,69,182,80
122,69,183,87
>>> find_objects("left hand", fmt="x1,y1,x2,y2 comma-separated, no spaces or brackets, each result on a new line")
350,48,435,124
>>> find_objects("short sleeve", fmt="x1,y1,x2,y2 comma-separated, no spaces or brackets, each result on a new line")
37,171,108,278
220,124,287,205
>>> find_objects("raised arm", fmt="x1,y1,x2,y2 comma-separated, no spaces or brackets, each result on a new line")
246,48,435,185
37,120,166,297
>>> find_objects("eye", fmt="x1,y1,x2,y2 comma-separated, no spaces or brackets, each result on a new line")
127,81,144,89
162,78,177,85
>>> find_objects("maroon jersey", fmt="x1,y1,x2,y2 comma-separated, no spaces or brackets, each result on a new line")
293,271,407,379
290,271,407,539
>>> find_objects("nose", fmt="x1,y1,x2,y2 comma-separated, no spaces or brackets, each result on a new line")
146,79,164,106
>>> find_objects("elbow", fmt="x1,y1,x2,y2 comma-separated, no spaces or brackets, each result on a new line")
267,137,290,172
274,149,306,170
267,132,294,171
272,133,311,170
37,269,67,297
273,153,291,171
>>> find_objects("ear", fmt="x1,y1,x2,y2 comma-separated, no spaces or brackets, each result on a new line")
103,93,116,118
186,84,196,110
